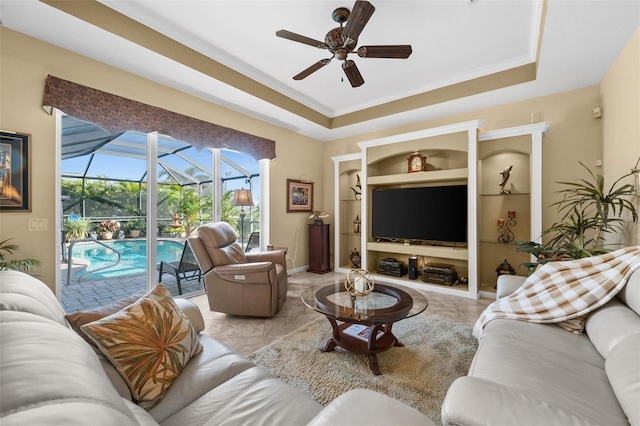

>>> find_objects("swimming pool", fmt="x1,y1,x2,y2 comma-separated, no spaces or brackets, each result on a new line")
70,239,184,279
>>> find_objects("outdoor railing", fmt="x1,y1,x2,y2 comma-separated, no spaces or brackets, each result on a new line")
66,238,121,284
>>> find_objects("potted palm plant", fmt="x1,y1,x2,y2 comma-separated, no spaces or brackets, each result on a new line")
0,238,41,272
178,190,204,237
515,162,637,272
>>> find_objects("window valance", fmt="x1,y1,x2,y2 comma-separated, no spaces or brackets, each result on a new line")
42,75,276,160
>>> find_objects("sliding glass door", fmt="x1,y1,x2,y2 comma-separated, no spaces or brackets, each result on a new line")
58,114,261,312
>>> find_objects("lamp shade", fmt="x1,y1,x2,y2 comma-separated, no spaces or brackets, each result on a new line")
231,189,254,207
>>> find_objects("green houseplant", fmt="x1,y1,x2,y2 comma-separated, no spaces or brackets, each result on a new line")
0,238,42,272
516,162,638,272
123,219,146,238
63,217,92,242
97,220,120,240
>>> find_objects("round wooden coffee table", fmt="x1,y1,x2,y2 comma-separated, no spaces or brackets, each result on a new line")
301,281,428,375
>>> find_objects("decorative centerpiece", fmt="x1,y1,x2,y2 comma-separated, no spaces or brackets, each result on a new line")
344,269,374,297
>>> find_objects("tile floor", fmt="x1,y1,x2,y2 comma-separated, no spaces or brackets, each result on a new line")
189,271,493,356
60,264,493,357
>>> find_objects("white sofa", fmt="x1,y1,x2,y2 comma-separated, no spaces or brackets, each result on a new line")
0,270,432,426
441,267,640,426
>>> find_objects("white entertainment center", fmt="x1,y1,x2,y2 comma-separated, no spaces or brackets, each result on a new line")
332,120,551,299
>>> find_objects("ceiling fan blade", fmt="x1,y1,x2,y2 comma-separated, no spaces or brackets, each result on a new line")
293,59,332,80
357,45,413,59
342,60,365,87
276,30,327,49
342,1,375,42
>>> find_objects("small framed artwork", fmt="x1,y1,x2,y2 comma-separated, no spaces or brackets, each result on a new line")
287,179,313,212
0,131,31,212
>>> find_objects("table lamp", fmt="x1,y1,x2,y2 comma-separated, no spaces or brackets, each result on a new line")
231,188,254,245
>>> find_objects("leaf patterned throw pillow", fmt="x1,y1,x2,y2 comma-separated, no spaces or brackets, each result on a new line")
81,284,203,409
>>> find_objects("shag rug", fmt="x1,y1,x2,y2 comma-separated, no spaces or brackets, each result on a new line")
247,316,477,424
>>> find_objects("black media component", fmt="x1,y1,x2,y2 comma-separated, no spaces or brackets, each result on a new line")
420,263,458,285
408,256,418,280
376,258,407,277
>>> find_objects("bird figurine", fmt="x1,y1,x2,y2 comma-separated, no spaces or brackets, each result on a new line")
498,165,514,194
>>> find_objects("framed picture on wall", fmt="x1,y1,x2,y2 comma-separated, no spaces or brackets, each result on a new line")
287,179,313,212
0,131,31,212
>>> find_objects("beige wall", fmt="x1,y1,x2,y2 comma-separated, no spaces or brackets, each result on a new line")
323,86,604,250
2,24,637,292
601,28,640,246
0,28,324,289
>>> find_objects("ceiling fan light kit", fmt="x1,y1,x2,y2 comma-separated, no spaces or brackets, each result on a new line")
276,0,412,87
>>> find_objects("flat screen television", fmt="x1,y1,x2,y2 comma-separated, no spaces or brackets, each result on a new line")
371,185,467,244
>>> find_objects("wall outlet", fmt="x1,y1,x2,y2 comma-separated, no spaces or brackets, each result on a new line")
593,107,602,118
28,218,48,231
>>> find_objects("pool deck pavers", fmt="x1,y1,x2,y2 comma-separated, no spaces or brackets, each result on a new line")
60,260,204,312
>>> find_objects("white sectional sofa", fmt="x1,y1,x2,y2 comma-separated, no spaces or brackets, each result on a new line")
442,267,640,426
0,270,432,426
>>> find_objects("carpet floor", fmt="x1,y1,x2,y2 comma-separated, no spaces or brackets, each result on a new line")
248,315,477,425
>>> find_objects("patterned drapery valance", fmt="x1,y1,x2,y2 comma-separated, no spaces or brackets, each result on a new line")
42,75,276,160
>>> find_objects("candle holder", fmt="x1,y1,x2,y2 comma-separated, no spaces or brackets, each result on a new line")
497,211,516,243
353,214,361,235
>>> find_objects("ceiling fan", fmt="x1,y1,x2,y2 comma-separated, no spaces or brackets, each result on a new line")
276,0,412,88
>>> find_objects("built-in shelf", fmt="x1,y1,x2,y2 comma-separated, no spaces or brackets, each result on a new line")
367,241,469,260
332,121,550,300
479,240,521,245
367,168,468,186
371,274,470,297
479,192,531,197
356,120,482,300
477,122,552,297
332,153,363,275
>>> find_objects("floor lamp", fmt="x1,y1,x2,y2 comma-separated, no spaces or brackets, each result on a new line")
231,188,254,247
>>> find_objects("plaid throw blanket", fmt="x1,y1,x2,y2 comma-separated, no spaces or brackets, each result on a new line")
473,246,640,340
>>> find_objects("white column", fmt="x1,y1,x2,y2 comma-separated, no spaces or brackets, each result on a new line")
259,159,270,251
146,133,158,289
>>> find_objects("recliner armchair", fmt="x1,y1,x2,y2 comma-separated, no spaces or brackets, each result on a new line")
187,222,287,317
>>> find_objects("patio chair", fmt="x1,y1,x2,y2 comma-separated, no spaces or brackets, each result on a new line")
158,241,202,295
187,222,287,317
245,231,260,252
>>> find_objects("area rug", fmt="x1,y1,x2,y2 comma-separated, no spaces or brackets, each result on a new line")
248,316,477,424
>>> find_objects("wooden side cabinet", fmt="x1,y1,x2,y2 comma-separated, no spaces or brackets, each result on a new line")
308,224,331,274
